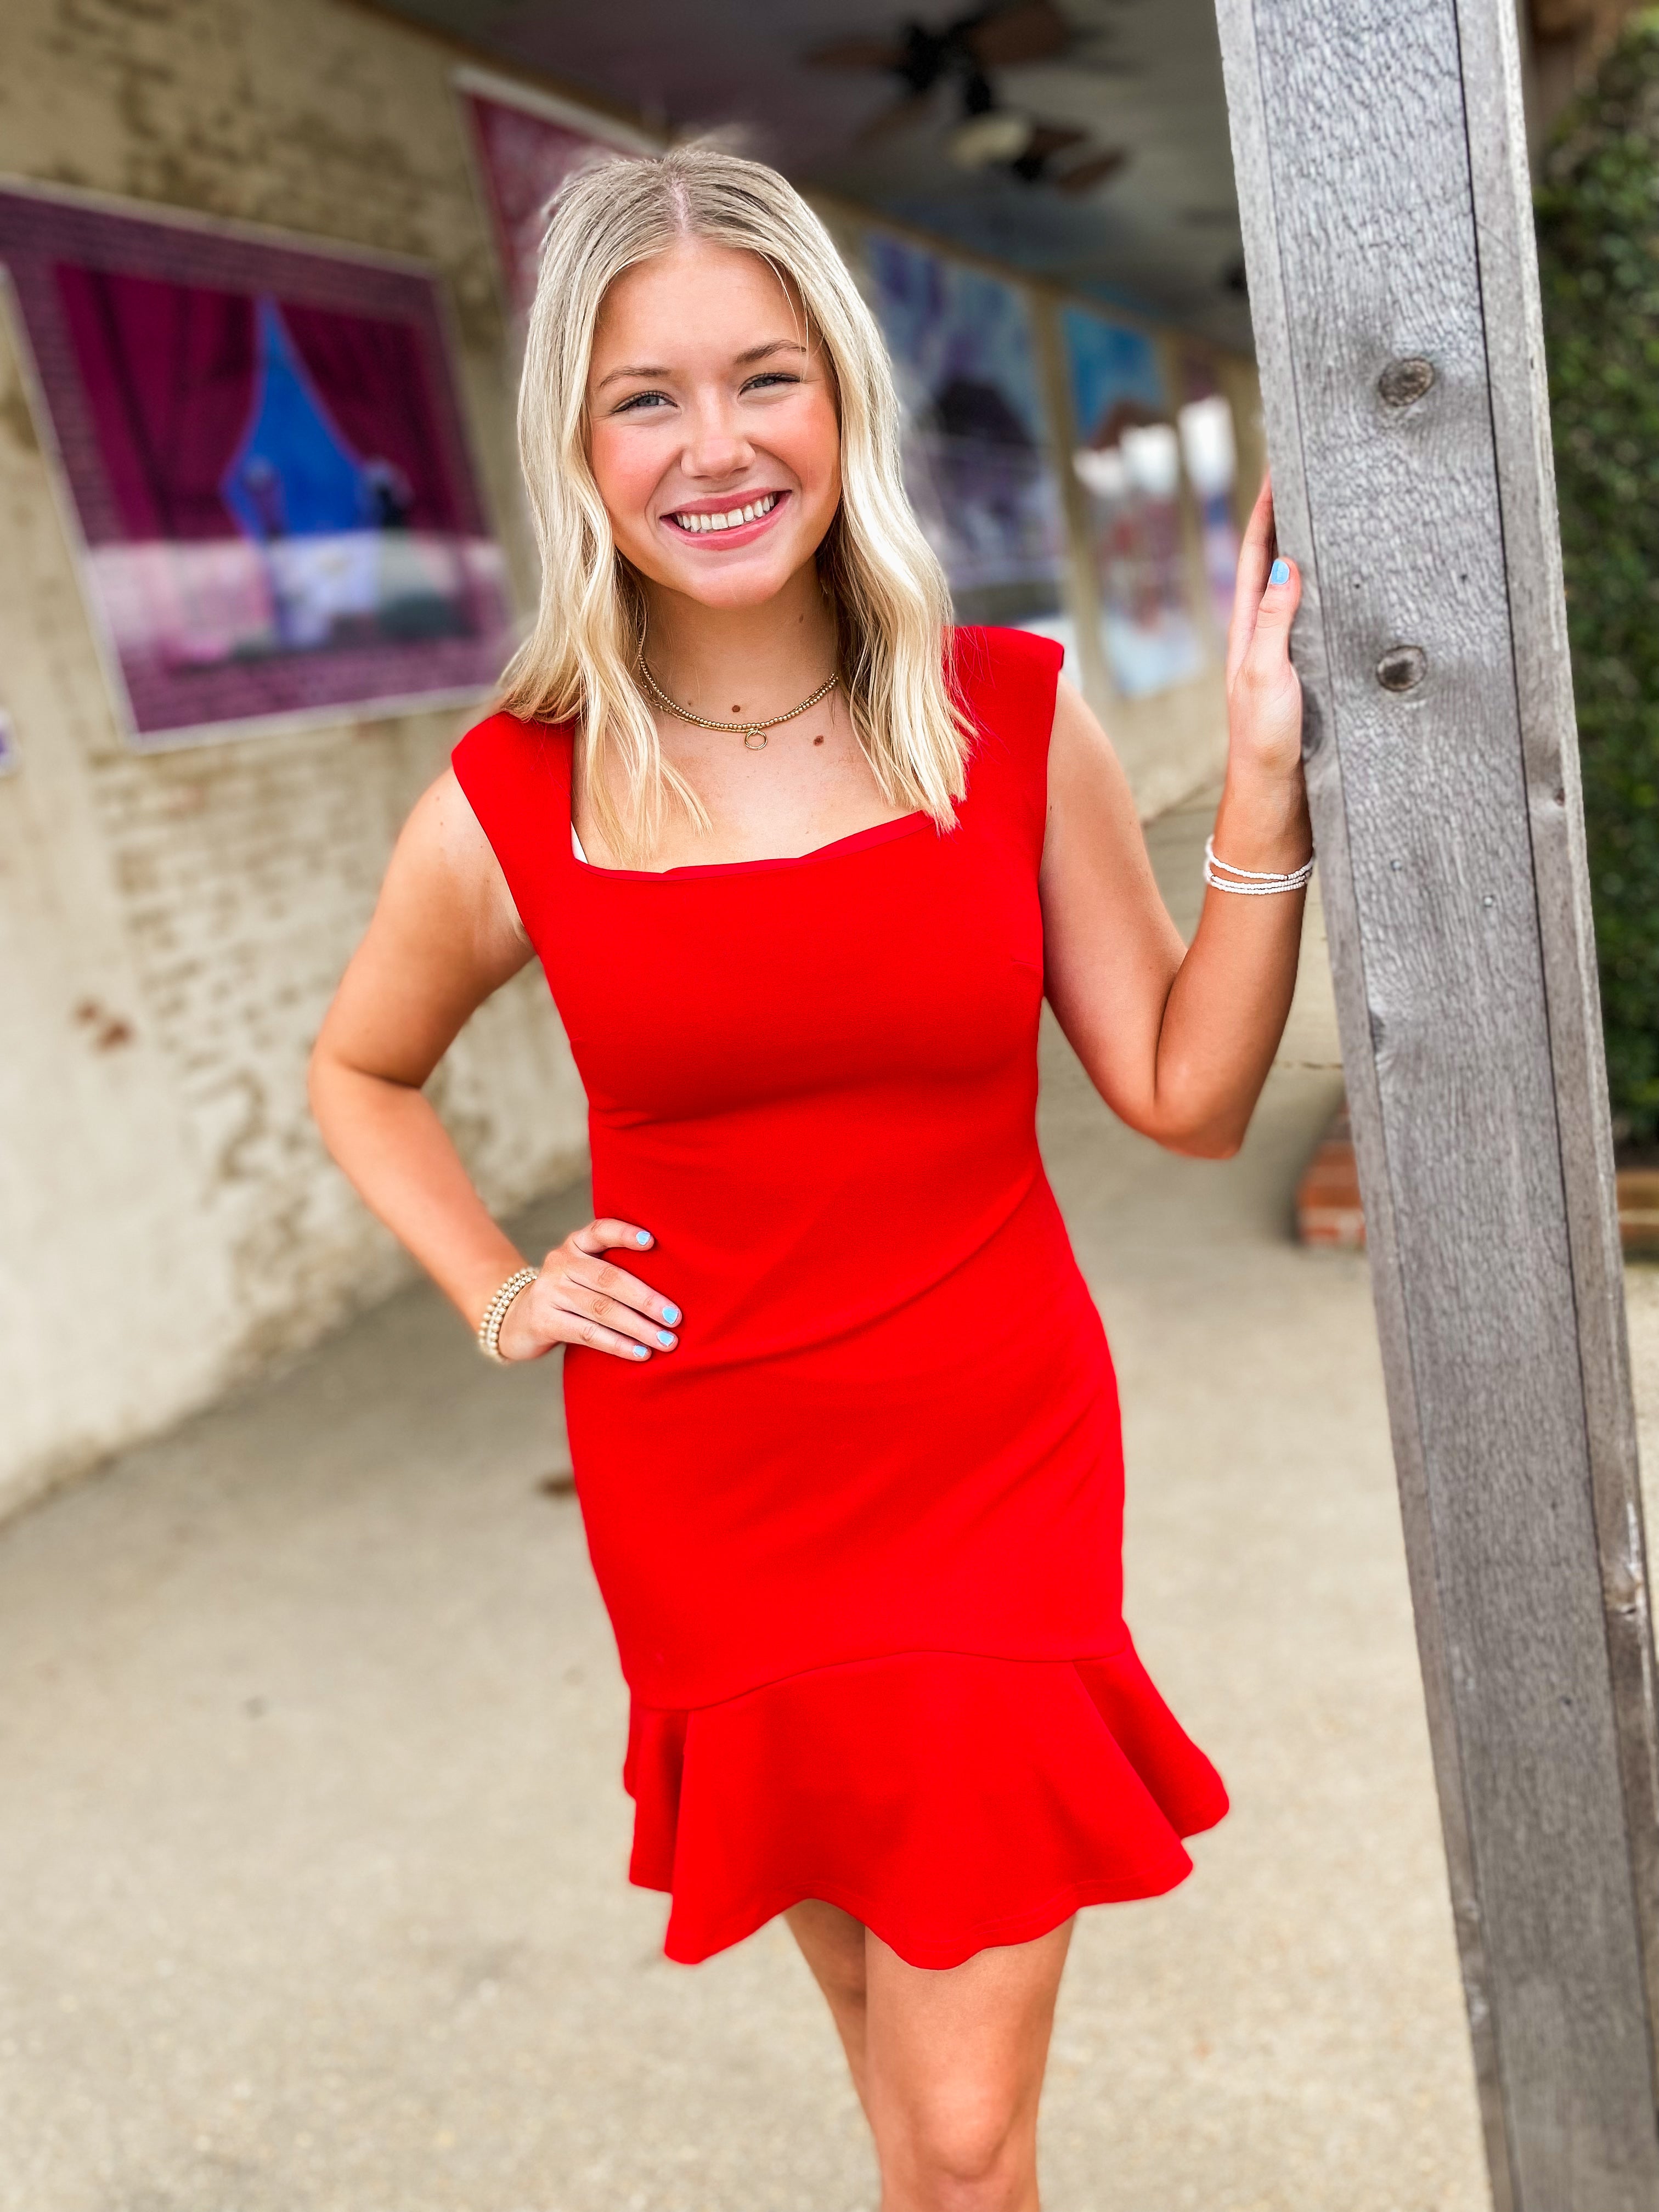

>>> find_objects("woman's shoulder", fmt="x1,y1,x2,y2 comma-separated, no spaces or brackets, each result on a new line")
452,706,571,788
952,622,1066,675
949,624,1065,738
948,628,1065,850
450,708,572,899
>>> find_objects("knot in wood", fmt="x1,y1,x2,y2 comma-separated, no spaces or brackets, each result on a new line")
1378,356,1435,408
1376,643,1428,692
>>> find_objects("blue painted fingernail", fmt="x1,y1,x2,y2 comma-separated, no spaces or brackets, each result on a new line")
635,1230,652,1246
657,1330,675,1348
662,1304,680,1324
1269,558,1290,585
633,1345,649,1360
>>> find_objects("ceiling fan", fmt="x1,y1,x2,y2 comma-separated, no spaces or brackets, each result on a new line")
810,2,1130,195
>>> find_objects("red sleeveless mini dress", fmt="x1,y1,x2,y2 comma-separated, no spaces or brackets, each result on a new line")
453,625,1226,1968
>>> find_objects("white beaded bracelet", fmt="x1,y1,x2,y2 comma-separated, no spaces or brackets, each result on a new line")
477,1266,539,1363
1203,835,1314,896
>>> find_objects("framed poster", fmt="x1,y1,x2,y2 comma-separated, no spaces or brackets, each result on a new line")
0,181,512,751
864,232,1069,637
1060,307,1204,700
458,70,659,322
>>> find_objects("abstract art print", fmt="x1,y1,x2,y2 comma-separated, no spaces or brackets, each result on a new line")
864,232,1068,639
459,71,659,321
1060,307,1203,700
0,183,512,748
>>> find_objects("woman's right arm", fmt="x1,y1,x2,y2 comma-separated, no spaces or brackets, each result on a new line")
307,769,681,1365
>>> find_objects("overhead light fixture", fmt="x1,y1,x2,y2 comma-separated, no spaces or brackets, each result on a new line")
813,3,1121,193
947,109,1036,167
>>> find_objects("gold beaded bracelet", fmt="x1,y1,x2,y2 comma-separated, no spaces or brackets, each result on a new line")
477,1266,539,1364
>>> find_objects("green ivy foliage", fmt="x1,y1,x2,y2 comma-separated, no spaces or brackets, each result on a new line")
1537,12,1659,1146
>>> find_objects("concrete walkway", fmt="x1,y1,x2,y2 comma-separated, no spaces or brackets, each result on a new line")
6,789,1590,2212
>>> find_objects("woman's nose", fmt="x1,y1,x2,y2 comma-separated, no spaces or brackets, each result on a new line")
681,400,752,479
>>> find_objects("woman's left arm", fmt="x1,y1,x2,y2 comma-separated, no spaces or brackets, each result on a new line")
1040,478,1309,1160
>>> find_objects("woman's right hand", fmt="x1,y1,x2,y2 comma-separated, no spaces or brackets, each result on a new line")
493,1218,681,1363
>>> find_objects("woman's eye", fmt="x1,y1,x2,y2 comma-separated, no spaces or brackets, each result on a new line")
743,373,799,394
615,390,672,414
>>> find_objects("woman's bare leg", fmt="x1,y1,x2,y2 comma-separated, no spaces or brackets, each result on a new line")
862,1918,1073,2212
787,1904,1074,2212
786,1899,874,2109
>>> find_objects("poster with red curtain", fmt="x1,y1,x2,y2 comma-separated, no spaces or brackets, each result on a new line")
458,70,658,322
0,182,512,747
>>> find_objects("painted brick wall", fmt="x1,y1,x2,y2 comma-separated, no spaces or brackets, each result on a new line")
0,0,587,1516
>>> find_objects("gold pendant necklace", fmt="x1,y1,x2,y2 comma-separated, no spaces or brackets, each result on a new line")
640,663,838,751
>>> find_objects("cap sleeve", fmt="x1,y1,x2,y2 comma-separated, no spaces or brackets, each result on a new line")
950,625,1065,860
450,709,572,952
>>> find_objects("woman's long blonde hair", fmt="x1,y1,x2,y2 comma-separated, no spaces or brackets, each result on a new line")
497,143,972,865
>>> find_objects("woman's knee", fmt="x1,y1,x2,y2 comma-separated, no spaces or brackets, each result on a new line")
884,2081,1028,2209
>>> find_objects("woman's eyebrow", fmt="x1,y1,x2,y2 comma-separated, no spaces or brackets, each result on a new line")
597,338,808,391
596,362,672,390
733,340,810,365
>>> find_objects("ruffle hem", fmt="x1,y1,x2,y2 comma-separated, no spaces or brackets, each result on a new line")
623,1639,1228,1968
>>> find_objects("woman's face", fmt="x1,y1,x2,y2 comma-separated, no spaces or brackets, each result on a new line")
585,240,843,611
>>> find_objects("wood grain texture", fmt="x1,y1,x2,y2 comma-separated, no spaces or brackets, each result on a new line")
1209,5,1515,2191
1455,0,1659,2072
1211,0,1659,2203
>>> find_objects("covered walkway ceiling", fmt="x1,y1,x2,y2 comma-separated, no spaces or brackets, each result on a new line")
369,0,1251,350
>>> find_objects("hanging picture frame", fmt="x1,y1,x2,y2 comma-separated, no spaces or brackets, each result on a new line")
456,68,661,325
0,179,513,752
863,229,1070,646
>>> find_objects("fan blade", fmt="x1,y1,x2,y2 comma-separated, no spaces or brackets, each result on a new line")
964,0,1072,70
1022,121,1089,160
1005,119,1088,181
1053,148,1130,193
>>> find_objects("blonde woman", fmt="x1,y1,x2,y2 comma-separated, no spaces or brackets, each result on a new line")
311,146,1308,2211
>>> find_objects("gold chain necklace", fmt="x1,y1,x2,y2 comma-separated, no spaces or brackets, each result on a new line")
640,663,838,751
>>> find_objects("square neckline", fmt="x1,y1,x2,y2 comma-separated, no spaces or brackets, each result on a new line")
567,809,930,881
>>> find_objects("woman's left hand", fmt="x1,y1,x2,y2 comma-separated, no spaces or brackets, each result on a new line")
1224,475,1305,782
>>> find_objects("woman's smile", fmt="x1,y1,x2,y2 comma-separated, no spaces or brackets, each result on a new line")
661,488,788,545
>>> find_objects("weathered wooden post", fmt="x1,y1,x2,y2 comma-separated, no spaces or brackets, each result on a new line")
1211,0,1659,2202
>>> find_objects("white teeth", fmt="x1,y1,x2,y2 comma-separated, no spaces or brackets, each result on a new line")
672,493,777,533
